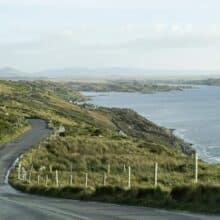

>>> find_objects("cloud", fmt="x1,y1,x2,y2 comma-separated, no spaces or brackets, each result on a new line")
0,0,218,10
154,24,169,34
119,34,220,50
1,23,220,55
0,0,151,8
171,24,193,35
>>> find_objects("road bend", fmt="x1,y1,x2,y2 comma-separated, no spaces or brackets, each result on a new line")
0,119,218,220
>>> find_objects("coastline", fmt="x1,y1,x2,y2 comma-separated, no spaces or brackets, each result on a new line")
5,80,220,215
81,92,195,156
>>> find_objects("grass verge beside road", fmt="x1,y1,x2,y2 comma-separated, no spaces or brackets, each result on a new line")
10,181,220,214
0,79,220,214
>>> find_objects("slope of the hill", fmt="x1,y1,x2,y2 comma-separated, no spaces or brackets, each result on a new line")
0,80,219,213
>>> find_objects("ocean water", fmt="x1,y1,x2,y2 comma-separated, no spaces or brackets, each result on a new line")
82,86,220,163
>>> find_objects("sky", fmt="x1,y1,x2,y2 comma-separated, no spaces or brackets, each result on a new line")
1,0,220,73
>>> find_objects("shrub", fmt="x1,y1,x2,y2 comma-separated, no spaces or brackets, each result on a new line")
95,186,125,196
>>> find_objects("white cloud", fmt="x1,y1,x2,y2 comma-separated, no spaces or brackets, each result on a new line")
1,0,220,71
171,24,193,35
154,24,169,34
2,23,220,54
0,0,218,10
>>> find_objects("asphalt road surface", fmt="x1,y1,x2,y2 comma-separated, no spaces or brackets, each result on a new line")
0,119,219,220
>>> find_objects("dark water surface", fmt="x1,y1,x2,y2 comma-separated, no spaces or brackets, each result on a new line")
82,86,220,163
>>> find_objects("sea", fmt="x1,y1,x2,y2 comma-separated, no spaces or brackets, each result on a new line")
82,85,220,163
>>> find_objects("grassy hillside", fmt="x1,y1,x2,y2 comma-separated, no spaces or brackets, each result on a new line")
0,80,220,213
0,81,30,144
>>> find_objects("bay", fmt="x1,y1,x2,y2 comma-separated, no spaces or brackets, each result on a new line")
82,86,220,163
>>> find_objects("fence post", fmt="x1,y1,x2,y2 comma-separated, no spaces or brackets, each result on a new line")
21,167,24,181
128,166,131,189
107,163,111,175
70,175,73,186
123,164,126,172
103,172,107,186
45,175,48,186
17,163,21,180
28,171,32,183
195,152,198,183
37,175,40,185
56,170,59,187
70,163,73,173
85,173,88,188
154,162,158,187
23,169,27,181
49,165,52,173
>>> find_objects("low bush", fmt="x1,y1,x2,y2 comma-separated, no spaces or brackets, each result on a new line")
171,184,220,213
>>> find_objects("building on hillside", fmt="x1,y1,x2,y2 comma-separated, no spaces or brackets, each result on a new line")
55,124,66,137
118,130,127,137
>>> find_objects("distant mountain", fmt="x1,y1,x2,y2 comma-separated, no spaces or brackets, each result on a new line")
1,66,220,80
37,67,220,80
1,66,150,80
37,67,150,80
0,67,28,79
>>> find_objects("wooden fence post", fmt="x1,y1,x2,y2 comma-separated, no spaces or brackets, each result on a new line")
107,163,111,175
70,163,73,173
55,170,59,187
123,164,126,172
70,175,73,186
17,163,21,180
21,167,23,181
103,172,107,186
154,162,158,187
85,173,88,188
45,175,48,186
49,165,52,173
128,166,131,189
23,169,27,181
37,175,40,185
195,152,198,183
28,171,32,183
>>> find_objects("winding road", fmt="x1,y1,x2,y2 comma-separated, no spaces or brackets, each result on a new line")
0,119,219,220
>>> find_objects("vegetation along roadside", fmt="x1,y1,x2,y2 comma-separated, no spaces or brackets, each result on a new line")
1,80,220,214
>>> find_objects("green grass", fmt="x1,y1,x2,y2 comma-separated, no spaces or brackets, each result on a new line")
0,79,220,214
0,99,30,144
0,124,30,145
9,181,220,214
